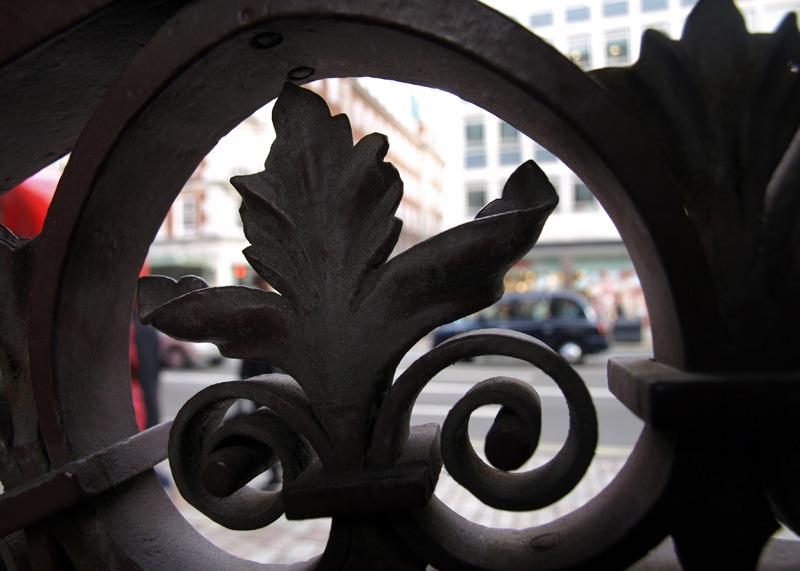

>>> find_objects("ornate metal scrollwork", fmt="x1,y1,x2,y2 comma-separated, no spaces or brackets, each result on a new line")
3,0,799,567
168,375,320,530
139,83,565,533
372,329,597,513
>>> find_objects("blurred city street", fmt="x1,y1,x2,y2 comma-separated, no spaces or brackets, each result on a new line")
167,452,630,565
159,338,651,448
160,338,652,563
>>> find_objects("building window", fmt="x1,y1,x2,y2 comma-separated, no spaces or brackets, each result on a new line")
534,144,557,163
465,118,486,169
499,121,519,143
466,120,484,145
606,31,630,65
500,149,522,165
566,5,591,22
499,122,522,165
530,11,553,27
642,0,668,12
182,196,198,234
568,35,592,69
603,1,628,16
466,183,487,216
573,181,597,211
680,0,696,5
466,149,486,168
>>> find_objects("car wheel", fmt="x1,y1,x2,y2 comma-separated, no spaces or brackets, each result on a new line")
165,346,189,368
558,341,583,364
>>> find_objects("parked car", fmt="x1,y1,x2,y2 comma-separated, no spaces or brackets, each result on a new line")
612,316,643,343
432,290,609,364
158,332,224,368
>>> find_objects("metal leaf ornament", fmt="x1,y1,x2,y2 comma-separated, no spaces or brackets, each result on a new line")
139,83,557,461
592,1,800,366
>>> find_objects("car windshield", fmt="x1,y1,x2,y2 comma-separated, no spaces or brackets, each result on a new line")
448,293,595,325
551,298,586,319
480,297,549,320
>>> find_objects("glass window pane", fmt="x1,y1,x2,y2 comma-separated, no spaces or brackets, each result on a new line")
466,183,486,215
500,149,522,165
606,32,629,65
513,299,552,320
465,121,484,144
465,150,486,169
531,12,553,27
182,197,197,233
568,35,592,69
535,146,557,162
642,0,668,12
552,298,585,319
574,181,597,211
566,5,591,22
603,1,628,16
499,121,519,142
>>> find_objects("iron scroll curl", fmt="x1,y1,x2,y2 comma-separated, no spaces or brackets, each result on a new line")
371,329,597,512
167,375,328,530
15,0,716,567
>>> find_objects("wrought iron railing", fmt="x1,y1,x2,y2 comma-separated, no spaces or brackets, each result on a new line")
1,0,798,568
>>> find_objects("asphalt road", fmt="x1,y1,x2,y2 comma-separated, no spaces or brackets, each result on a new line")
158,341,648,452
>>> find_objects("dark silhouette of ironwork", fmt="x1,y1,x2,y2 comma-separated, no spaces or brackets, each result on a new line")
1,0,798,568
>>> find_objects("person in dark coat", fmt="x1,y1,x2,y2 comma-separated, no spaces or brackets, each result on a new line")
133,313,162,428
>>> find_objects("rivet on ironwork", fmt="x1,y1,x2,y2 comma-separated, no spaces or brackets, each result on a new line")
250,31,283,49
239,7,256,24
287,66,314,80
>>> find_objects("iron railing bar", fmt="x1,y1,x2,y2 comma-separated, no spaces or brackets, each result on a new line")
0,421,170,537
609,358,800,429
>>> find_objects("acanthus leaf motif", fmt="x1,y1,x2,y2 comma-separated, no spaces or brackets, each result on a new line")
230,82,403,312
139,83,558,462
591,2,800,366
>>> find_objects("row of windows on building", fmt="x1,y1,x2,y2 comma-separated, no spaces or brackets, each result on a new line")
531,0,697,27
465,119,561,169
565,29,632,69
465,178,597,215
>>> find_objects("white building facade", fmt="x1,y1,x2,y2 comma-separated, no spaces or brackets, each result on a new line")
148,78,445,286
449,0,799,325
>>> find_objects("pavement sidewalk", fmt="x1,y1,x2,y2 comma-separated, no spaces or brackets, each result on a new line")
168,451,629,565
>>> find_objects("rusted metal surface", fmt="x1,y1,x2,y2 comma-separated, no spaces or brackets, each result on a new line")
0,0,798,568
0,422,170,537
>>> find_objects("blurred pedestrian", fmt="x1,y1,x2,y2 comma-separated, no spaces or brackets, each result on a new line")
134,312,162,428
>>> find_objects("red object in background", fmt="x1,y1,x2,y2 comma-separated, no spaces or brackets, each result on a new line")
3,173,151,431
233,263,248,280
0,175,58,237
130,324,148,431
